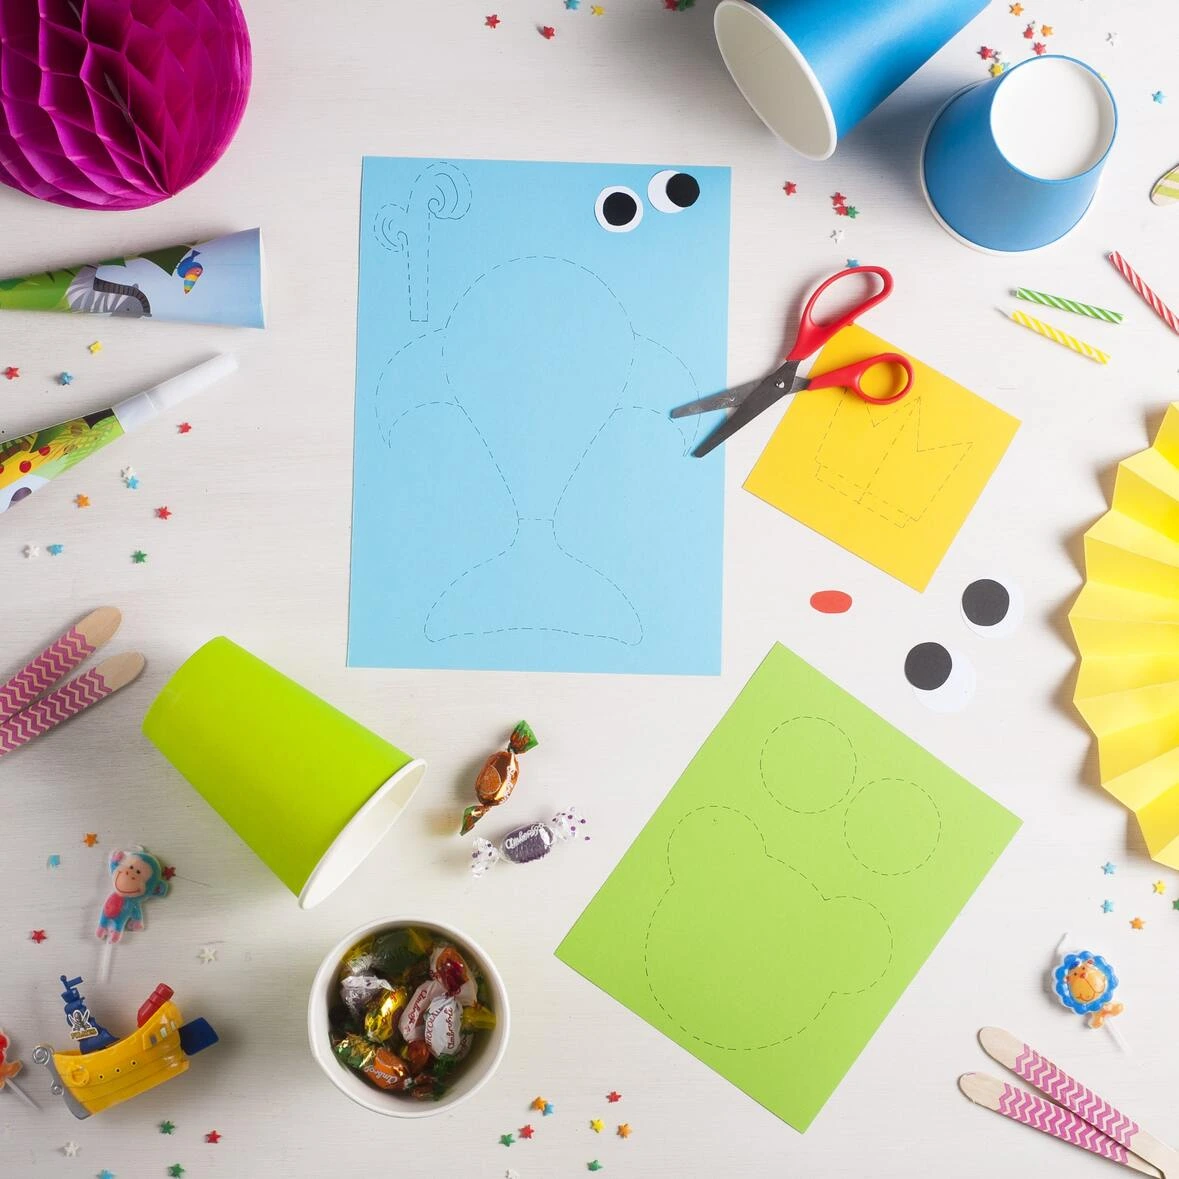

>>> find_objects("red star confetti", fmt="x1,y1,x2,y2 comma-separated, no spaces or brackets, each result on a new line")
1023,22,1034,38
1131,917,1145,930
177,422,192,434
30,929,47,943
540,24,556,37
204,1131,221,1144
83,833,98,846
3,366,18,380
664,0,678,7
1040,23,1053,35
835,205,849,216
782,181,797,195
831,192,847,206
1032,41,1046,53
519,1125,535,1139
485,13,500,26
978,45,994,59
162,866,177,881
156,506,172,520
606,1091,621,1103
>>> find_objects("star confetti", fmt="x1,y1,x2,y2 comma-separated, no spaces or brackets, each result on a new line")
566,0,580,7
1106,32,1117,45
588,1163,603,1173
131,550,148,564
58,372,73,385
30,929,46,943
1154,91,1166,104
835,205,849,216
126,476,139,490
500,1134,515,1147
1131,917,1145,930
156,506,172,520
205,1131,221,1144
47,854,61,868
1040,24,1053,35
989,61,1005,76
606,1091,621,1103
167,1166,185,1178
978,46,994,59
62,1142,79,1156
162,866,176,881
830,228,845,244
98,1171,115,1179
518,1125,534,1139
1033,41,1046,54
531,1097,547,1111
1023,22,1034,38
540,24,556,37
1102,899,1114,913
75,494,90,508
3,366,18,380
1009,2,1022,11
160,1121,175,1135
177,422,192,434
831,191,846,206
543,1101,555,1116
198,946,217,964
846,206,859,218
782,181,797,196
1102,861,1116,874
83,833,98,846
88,341,102,354
590,1119,604,1133
591,5,604,13
47,544,64,556
1154,881,1166,894
485,13,500,26
121,466,134,480
846,258,860,268
23,544,39,559
1173,899,1179,911
617,1124,631,1138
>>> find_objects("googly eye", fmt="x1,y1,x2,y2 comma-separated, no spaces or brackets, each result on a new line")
648,170,700,214
595,186,643,232
904,641,976,713
961,577,1024,638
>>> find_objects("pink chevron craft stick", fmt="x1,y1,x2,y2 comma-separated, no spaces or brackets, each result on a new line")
0,653,144,759
996,1081,1133,1166
0,607,121,724
1109,251,1179,336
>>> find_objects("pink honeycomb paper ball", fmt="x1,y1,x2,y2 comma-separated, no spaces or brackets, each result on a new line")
0,0,252,211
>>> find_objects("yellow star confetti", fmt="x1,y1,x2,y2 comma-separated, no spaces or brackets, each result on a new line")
590,4,604,12
989,61,1005,76
1131,917,1145,930
590,1119,604,1133
88,340,102,354
617,1124,631,1139
1040,23,1053,35
1154,880,1166,894
1009,2,1023,11
531,1097,547,1111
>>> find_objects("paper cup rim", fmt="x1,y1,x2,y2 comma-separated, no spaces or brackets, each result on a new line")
297,757,428,909
714,0,838,160
919,75,1104,255
307,917,511,1118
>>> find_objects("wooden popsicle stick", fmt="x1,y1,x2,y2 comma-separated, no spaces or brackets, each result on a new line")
0,607,122,724
0,652,144,760
959,1073,1161,1177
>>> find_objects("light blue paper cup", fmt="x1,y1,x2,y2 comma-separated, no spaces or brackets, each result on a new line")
714,0,987,159
921,56,1117,253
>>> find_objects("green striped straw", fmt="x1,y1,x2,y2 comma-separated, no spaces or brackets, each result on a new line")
1014,287,1123,324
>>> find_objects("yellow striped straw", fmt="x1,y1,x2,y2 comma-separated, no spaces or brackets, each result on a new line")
1009,309,1110,365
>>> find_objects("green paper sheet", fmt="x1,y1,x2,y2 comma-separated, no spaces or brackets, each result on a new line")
556,643,1020,1131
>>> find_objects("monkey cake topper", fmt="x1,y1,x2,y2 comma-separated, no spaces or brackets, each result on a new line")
95,847,170,982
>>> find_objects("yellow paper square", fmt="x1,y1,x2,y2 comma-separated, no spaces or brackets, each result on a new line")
744,325,1020,591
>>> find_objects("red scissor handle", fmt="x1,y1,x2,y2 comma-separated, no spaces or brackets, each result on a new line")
785,266,895,363
807,352,914,404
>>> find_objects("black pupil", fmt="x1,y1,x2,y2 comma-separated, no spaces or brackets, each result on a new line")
962,578,1010,627
904,642,953,691
666,173,700,209
603,191,637,226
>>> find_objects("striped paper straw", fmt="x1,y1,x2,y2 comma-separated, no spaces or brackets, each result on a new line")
1014,288,1123,324
1010,310,1110,365
1108,251,1179,336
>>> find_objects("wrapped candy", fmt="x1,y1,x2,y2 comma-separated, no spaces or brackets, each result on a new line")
1053,950,1123,1029
470,809,589,876
460,721,538,834
363,987,408,1043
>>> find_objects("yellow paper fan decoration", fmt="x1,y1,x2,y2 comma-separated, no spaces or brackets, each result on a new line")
1070,404,1179,868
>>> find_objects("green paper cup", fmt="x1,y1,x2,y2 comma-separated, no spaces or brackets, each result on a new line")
142,637,427,908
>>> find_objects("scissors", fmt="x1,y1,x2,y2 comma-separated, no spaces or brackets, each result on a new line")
672,265,915,458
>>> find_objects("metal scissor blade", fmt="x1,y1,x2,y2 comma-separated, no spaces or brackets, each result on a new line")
691,361,800,457
670,388,744,418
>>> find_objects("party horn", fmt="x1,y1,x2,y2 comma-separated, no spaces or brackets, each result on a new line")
0,228,265,327
142,638,428,909
0,355,237,515
714,0,988,159
922,56,1116,252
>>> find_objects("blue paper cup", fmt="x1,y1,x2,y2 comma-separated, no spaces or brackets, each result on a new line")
714,0,987,159
921,56,1117,253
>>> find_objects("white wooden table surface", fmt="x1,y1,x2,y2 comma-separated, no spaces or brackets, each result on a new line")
3,1,1179,1175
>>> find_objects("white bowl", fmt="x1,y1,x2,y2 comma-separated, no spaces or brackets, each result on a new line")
307,916,510,1117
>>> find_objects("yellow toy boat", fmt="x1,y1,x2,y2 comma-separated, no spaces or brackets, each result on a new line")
32,975,217,1119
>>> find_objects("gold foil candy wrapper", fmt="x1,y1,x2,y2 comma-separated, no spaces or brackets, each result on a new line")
460,720,538,834
332,1033,376,1071
461,1003,497,1032
363,986,408,1043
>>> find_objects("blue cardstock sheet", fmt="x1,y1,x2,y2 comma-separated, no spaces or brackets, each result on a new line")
348,157,730,674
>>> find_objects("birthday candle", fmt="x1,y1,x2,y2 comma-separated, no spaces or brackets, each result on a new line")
1108,251,1179,336
1009,310,1110,365
1013,287,1123,324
